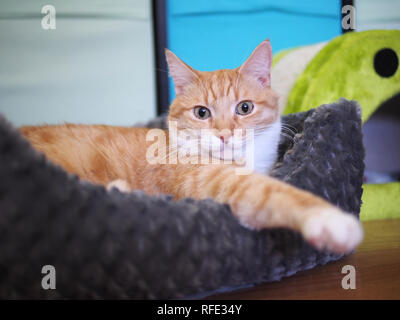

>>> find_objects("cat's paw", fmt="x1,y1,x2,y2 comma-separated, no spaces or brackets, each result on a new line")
301,208,363,254
107,179,131,193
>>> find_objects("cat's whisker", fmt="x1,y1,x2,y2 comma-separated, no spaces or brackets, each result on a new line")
281,129,296,138
280,132,294,142
155,137,205,163
281,122,298,131
281,128,296,138
157,149,179,164
150,142,179,163
281,126,296,134
281,124,297,136
253,124,274,132
281,123,296,131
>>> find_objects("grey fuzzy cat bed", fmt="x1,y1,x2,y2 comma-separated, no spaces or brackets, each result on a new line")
0,99,364,299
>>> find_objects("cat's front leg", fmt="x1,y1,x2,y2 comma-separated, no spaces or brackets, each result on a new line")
299,207,363,253
234,172,363,253
231,177,363,254
236,176,363,254
175,165,363,254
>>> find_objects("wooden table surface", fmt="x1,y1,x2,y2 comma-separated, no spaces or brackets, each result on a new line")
208,219,400,300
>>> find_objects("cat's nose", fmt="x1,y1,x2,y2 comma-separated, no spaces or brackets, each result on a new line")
218,131,231,143
219,133,232,143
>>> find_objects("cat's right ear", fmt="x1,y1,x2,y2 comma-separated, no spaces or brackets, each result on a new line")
165,49,198,96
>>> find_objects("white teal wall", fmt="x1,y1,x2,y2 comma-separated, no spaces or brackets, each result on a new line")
356,0,400,30
0,0,156,126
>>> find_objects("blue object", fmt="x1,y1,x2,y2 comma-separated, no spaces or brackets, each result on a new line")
166,0,341,101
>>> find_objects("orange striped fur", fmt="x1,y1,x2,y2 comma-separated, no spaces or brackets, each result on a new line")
20,40,363,253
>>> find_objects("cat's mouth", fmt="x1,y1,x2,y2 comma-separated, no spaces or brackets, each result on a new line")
199,145,248,164
174,132,249,165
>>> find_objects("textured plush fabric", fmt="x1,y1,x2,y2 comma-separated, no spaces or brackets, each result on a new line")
0,99,364,299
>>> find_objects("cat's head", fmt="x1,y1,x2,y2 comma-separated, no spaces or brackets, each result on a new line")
166,39,280,173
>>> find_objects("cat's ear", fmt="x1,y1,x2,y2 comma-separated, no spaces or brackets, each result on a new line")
165,49,198,95
238,39,272,87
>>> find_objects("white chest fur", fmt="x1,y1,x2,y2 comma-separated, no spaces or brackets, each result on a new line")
249,120,281,175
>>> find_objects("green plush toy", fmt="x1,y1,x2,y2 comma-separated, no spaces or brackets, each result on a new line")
272,30,400,221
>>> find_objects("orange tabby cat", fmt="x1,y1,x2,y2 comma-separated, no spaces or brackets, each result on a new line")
21,39,363,254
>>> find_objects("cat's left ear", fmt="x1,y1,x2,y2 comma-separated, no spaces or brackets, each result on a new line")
238,39,272,87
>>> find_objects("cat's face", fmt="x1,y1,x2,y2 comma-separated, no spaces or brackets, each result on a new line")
166,40,281,172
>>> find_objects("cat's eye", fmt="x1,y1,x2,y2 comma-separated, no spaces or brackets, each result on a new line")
193,106,211,120
236,101,254,115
